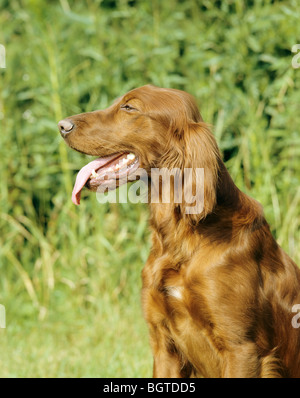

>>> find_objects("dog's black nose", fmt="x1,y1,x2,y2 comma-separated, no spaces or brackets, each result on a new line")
58,119,74,136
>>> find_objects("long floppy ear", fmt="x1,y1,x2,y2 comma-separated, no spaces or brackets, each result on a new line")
180,122,221,223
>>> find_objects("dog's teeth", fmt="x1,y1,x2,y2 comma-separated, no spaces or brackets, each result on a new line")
90,154,135,180
91,169,98,178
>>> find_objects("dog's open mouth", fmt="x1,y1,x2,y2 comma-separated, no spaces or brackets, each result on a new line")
72,152,140,205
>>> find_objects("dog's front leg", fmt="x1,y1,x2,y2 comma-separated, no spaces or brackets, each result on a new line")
142,261,191,378
148,323,184,378
222,343,275,378
222,343,286,378
142,284,185,377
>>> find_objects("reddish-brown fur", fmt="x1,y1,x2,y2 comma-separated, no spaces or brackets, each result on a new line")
60,85,300,377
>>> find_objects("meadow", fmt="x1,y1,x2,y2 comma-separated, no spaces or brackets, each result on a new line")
0,0,299,377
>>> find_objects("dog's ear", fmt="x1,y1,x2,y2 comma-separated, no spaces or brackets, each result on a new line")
159,121,221,223
180,122,221,223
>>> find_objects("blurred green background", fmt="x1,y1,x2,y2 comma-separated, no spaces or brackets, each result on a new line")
0,0,299,377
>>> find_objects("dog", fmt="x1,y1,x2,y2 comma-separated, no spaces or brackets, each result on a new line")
58,84,300,377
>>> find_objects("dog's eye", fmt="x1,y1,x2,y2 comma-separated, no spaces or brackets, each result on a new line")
121,104,136,112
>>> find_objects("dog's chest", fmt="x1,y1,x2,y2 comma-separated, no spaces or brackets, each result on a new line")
142,252,223,377
142,252,188,317
142,253,202,348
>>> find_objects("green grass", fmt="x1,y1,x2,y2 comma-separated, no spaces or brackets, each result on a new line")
0,0,299,377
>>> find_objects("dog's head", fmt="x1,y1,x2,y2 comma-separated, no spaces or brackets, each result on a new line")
59,85,220,218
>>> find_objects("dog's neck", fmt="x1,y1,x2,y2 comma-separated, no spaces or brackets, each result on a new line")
148,161,258,262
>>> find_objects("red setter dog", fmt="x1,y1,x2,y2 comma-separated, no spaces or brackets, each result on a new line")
59,85,300,377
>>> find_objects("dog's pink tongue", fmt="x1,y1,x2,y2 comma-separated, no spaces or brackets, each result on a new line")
72,155,116,205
